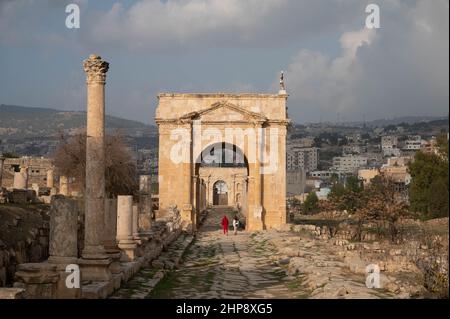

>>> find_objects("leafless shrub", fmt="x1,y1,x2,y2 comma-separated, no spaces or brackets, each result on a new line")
53,133,138,197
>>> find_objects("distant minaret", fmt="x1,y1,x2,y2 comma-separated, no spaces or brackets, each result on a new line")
279,71,287,95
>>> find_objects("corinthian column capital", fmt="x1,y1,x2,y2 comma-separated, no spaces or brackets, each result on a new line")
83,54,109,84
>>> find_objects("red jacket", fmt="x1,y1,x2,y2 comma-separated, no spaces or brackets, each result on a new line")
221,216,229,228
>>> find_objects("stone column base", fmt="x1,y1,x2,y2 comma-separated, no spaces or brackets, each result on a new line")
118,241,137,262
47,257,81,299
78,258,112,282
105,250,123,274
13,263,59,299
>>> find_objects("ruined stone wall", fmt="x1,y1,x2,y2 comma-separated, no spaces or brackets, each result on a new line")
2,158,53,189
0,205,50,286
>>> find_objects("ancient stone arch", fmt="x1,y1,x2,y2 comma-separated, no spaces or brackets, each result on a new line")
156,93,289,231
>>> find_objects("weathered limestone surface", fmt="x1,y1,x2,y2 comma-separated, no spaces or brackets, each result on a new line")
78,54,112,282
46,169,54,188
82,54,109,260
104,198,119,251
48,196,78,264
59,175,69,196
132,204,139,239
0,205,50,287
0,288,25,299
113,208,430,299
13,263,59,299
117,195,136,262
156,93,289,232
138,175,152,232
13,168,28,189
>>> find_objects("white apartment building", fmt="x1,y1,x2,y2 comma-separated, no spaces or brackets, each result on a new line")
403,136,423,151
332,155,368,173
381,135,398,148
381,135,400,157
286,147,318,173
309,170,344,180
343,144,367,155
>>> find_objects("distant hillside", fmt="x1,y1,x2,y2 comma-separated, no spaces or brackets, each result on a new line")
0,104,156,138
360,116,448,127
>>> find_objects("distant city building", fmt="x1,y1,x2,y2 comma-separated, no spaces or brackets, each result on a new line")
316,187,331,200
383,147,401,157
332,155,368,173
286,147,318,173
289,137,315,148
381,135,399,156
345,133,362,144
342,144,366,155
286,169,306,196
421,137,439,155
365,152,384,168
385,156,413,167
402,135,423,151
358,168,380,186
309,170,343,180
380,157,412,198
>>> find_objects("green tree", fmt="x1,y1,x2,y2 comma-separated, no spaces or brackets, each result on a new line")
328,176,362,212
303,192,319,214
409,135,449,219
345,175,362,193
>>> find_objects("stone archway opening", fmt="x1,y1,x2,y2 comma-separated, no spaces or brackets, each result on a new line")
213,180,228,206
195,142,249,213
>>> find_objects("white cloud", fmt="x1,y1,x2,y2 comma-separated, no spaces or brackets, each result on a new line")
80,0,363,52
284,0,449,122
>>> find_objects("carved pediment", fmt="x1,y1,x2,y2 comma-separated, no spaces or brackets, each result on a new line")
181,101,267,123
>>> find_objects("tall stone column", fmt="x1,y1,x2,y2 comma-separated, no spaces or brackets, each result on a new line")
79,54,111,281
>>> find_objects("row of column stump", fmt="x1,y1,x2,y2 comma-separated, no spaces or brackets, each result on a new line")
10,193,182,299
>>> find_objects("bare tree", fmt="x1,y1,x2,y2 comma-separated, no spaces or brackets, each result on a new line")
53,133,138,197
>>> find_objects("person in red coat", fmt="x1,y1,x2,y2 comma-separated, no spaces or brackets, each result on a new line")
221,215,229,236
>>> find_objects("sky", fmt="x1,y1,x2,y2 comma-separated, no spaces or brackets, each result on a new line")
0,0,448,125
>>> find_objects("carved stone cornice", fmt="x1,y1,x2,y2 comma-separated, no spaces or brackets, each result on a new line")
83,54,109,84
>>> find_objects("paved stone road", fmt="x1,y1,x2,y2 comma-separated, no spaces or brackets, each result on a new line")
147,207,309,298
115,207,394,299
